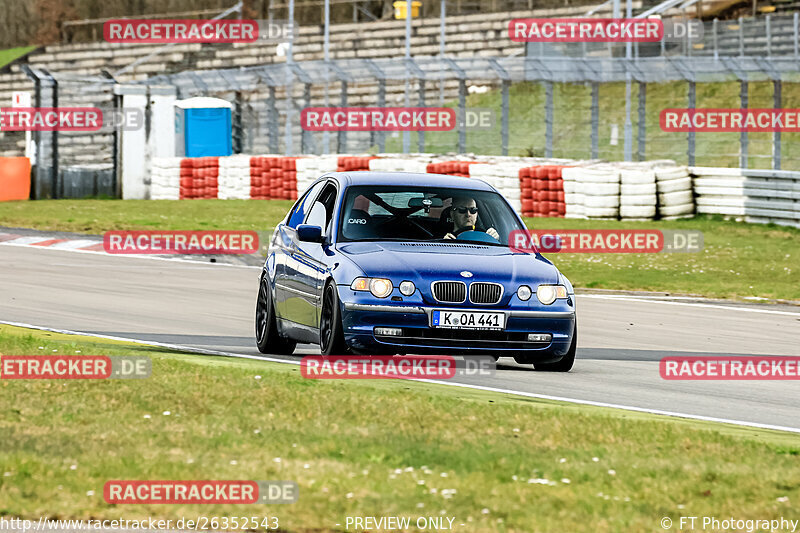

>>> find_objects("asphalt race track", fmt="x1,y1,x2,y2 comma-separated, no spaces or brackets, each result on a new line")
2,245,799,432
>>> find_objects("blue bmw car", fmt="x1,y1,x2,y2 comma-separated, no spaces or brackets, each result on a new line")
255,172,577,371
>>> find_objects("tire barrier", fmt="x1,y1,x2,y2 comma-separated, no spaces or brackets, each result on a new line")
426,160,478,177
148,154,796,228
691,166,800,229
338,156,378,172
655,165,695,219
519,165,567,218
180,157,219,200
250,156,299,200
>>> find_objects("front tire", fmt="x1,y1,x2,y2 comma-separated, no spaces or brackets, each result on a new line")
320,282,349,355
533,323,577,372
255,276,296,355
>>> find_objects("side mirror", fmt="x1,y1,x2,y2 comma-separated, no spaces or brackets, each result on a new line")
296,224,324,243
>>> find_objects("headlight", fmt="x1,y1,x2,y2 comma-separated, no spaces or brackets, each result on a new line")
369,278,393,298
536,284,567,305
399,281,416,296
350,277,393,298
517,285,532,301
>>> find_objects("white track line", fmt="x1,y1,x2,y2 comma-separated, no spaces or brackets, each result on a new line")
2,319,799,435
580,294,800,316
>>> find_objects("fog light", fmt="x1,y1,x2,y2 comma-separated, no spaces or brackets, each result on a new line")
527,333,552,342
375,327,403,336
399,280,416,296
517,285,532,301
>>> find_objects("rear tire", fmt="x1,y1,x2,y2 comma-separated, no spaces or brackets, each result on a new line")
255,276,296,355
320,282,349,355
533,324,577,372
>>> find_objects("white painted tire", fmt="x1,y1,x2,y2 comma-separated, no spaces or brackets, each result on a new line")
659,202,695,216
620,169,656,185
563,181,576,193
620,205,656,218
580,182,620,196
621,182,656,195
660,190,694,205
565,193,584,204
657,177,692,193
584,195,619,208
584,206,619,218
655,166,689,181
576,168,620,184
621,194,656,206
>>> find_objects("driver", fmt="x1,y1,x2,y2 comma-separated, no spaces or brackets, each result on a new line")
444,196,500,240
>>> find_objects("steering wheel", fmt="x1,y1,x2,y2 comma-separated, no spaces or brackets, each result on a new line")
456,229,500,244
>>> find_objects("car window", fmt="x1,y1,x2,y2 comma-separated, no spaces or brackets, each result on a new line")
304,182,338,235
339,185,523,245
287,181,325,229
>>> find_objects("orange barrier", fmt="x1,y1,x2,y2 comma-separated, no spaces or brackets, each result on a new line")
0,157,31,201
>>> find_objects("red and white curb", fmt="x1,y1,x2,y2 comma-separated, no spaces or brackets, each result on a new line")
0,232,260,268
0,233,105,252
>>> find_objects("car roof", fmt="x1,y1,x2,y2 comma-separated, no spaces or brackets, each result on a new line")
324,171,496,192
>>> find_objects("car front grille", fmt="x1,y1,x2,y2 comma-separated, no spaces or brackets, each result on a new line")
432,281,466,303
469,282,503,305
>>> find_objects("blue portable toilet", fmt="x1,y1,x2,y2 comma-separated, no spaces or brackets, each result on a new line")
174,97,233,157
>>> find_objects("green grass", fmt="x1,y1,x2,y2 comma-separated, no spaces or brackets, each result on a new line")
527,215,800,301
1,199,798,301
385,81,800,170
0,46,37,69
0,324,798,532
0,199,293,234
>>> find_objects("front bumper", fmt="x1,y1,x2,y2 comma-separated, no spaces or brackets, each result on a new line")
340,300,575,358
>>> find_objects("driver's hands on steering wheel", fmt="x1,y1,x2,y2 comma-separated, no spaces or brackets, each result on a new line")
445,227,499,240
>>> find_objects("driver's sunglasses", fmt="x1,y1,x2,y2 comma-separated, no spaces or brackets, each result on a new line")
455,207,479,215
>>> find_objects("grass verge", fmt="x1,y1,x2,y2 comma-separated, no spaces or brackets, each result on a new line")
0,46,37,69
1,199,798,301
0,324,798,532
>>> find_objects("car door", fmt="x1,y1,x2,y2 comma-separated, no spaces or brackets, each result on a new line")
274,181,325,321
283,181,338,329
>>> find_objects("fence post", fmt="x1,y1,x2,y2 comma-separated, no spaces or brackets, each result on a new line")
591,82,599,159
688,81,695,167
101,70,119,196
740,80,748,168
377,79,386,153
713,18,719,60
637,82,646,161
233,91,243,154
267,86,278,153
458,79,466,153
766,15,772,58
418,79,426,153
773,79,781,170
42,69,59,199
301,83,311,154
339,81,348,153
501,79,509,156
545,81,553,158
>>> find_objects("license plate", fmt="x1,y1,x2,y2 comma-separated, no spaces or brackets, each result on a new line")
431,310,505,330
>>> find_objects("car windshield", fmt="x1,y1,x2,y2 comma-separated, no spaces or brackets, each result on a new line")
338,185,525,246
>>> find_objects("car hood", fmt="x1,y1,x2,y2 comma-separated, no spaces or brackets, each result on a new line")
336,241,559,288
